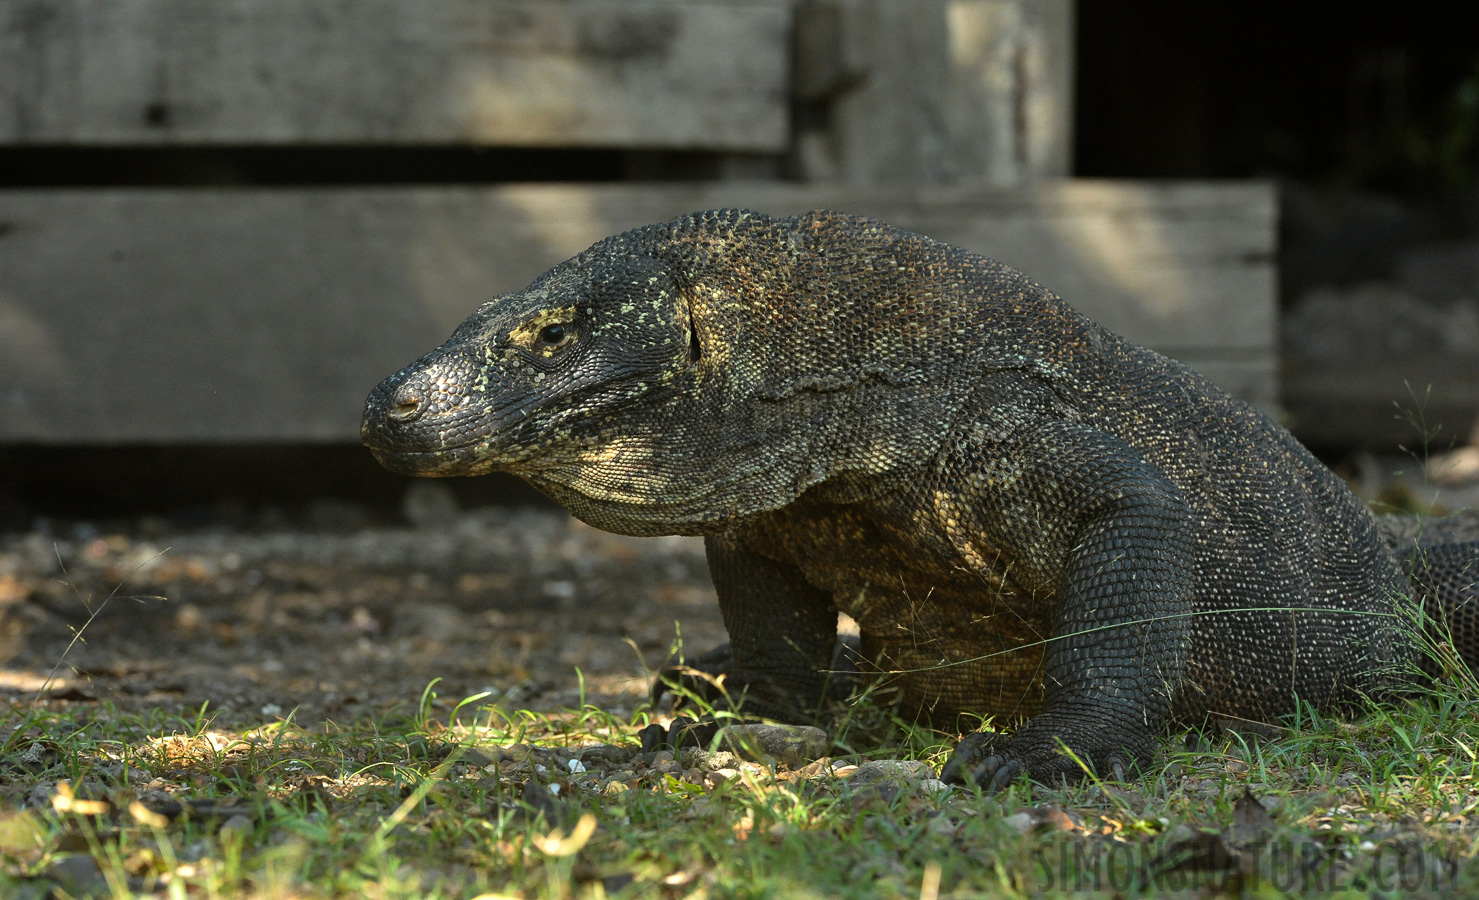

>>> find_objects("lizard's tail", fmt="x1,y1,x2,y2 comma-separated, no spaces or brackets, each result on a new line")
1378,511,1479,678
1410,540,1479,677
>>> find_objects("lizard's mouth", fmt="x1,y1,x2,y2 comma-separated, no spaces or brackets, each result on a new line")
363,357,670,479
364,440,506,478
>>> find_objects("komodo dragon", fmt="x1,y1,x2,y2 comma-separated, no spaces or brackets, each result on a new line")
361,209,1479,787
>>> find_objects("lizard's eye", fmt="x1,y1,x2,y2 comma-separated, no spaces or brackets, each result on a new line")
537,323,569,346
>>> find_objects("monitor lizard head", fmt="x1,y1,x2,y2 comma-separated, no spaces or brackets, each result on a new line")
361,223,718,531
363,209,1042,535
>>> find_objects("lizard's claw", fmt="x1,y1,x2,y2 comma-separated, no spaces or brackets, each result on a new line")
940,731,1021,791
939,728,1142,789
639,715,723,754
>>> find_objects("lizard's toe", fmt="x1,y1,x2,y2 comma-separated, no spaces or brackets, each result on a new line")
638,722,668,754
941,727,1148,788
939,731,1000,785
638,716,722,754
984,758,1022,790
667,716,721,750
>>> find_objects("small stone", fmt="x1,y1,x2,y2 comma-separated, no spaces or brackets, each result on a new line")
1100,785,1148,813
45,854,105,895
1004,811,1036,834
1003,806,1076,835
521,780,563,821
567,759,586,774
794,757,833,778
716,724,828,768
705,770,731,788
839,782,901,810
580,744,635,765
218,814,254,842
848,759,932,784
681,748,743,772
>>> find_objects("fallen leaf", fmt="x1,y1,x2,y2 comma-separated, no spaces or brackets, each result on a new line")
51,781,110,816
533,813,595,857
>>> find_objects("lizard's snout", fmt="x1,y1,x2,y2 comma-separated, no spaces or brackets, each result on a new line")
361,352,488,465
361,366,433,449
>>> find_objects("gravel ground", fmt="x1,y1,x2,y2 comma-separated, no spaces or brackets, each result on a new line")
0,503,726,730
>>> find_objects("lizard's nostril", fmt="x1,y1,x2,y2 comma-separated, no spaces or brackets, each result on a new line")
388,397,422,421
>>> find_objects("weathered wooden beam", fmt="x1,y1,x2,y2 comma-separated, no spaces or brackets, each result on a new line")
794,0,1075,183
1283,355,1479,450
0,0,791,151
0,181,1275,442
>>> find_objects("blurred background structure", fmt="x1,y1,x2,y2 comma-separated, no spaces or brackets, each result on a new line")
1,0,1477,528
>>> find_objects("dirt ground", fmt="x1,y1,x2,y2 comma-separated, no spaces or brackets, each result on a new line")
0,491,727,733
4,450,1478,738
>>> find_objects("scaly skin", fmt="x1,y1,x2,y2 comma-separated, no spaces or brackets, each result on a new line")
362,209,1478,786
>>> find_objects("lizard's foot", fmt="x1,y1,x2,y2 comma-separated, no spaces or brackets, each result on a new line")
638,715,723,754
938,725,1146,790
650,637,865,711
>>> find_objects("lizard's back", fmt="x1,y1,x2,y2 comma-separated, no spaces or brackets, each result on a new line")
729,217,1415,727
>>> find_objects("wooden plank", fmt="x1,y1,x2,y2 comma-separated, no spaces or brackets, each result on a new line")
475,180,1277,354
1283,354,1479,449
0,0,790,150
943,0,1076,180
0,181,1275,442
794,0,1075,183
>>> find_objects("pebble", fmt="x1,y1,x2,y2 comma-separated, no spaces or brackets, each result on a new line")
1002,807,1077,835
44,854,106,895
680,748,743,772
218,814,255,841
580,744,635,765
848,759,933,784
716,724,828,768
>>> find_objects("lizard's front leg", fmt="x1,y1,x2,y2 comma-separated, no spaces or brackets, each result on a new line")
643,534,843,750
940,420,1196,787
